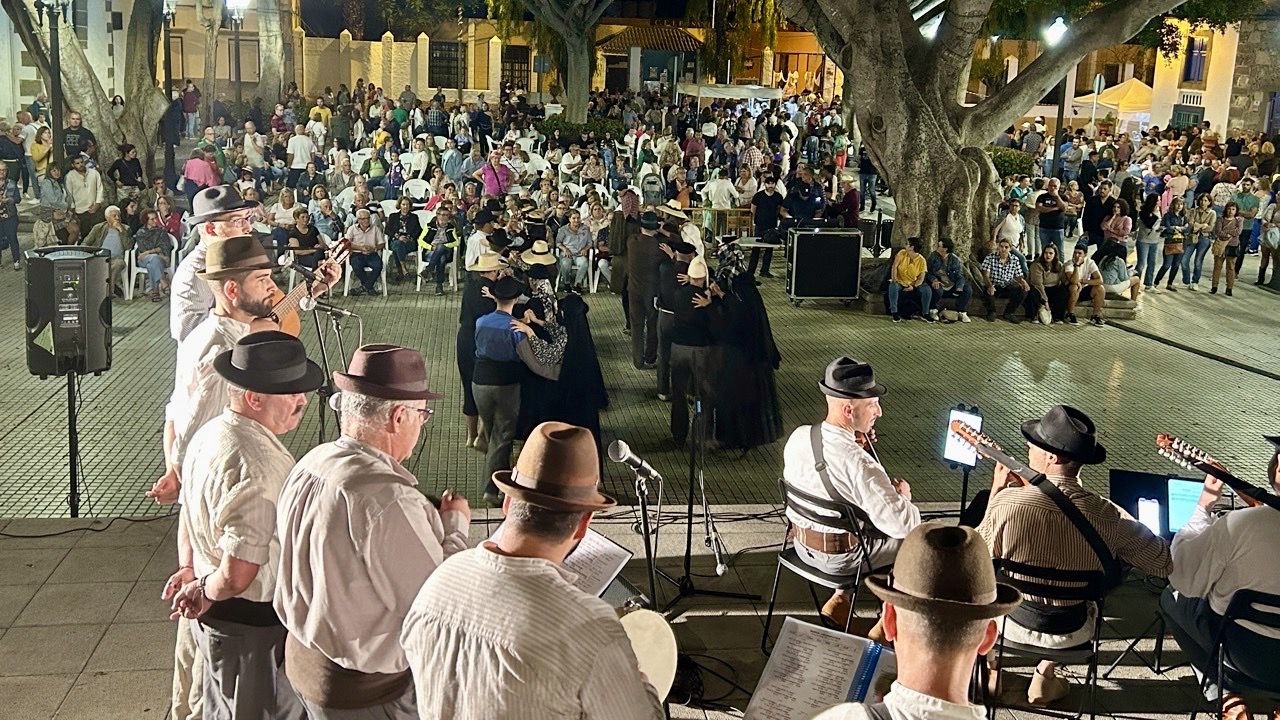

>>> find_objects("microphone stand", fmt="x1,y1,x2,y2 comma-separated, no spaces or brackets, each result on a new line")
306,276,341,444
627,468,661,610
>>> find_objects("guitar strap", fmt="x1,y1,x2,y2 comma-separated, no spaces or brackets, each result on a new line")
809,424,885,543
1028,475,1125,588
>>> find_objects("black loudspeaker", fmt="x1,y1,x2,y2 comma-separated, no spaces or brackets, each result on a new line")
25,246,113,378
786,228,863,303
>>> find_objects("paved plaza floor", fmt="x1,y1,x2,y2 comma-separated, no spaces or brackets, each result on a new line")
0,231,1276,718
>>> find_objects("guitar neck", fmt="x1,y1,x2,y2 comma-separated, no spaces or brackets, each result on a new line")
972,442,1039,483
1193,461,1272,510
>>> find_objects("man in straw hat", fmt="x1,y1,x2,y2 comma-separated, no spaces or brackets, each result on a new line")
814,523,1021,720
275,344,469,719
166,331,323,719
152,235,335,720
402,421,664,719
1161,434,1280,720
973,405,1170,705
784,356,920,631
627,210,664,369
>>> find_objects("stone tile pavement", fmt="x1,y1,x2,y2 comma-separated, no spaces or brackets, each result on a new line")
0,511,1227,720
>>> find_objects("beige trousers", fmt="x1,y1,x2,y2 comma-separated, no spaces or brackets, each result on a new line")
171,616,205,720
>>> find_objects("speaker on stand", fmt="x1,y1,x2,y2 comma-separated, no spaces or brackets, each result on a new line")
24,246,113,517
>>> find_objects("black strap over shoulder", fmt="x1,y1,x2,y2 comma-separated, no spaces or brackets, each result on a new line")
808,424,884,547
1028,475,1125,588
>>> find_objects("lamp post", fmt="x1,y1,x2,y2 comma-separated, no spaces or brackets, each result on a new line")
227,0,250,104
1043,17,1068,179
36,0,72,167
162,0,178,190
456,6,465,105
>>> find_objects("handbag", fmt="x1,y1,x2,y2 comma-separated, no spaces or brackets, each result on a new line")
1037,306,1053,325
1163,242,1184,255
1211,239,1228,257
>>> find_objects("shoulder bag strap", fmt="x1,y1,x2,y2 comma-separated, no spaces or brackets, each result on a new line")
1028,476,1124,585
808,424,883,546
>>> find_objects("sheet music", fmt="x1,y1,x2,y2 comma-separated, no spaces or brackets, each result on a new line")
488,524,632,597
744,618,896,720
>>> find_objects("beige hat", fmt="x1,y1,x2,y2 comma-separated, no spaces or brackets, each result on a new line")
520,240,556,266
687,255,708,279
466,252,507,273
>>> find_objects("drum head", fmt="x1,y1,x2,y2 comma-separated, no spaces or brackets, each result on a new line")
620,609,678,699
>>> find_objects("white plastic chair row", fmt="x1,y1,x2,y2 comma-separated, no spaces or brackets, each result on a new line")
344,246,392,298
125,234,179,300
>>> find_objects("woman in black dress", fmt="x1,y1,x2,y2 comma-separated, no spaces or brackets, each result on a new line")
712,240,783,451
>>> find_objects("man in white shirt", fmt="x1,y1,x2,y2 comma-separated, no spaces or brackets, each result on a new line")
814,523,1021,720
276,345,470,719
1161,435,1280,719
465,209,497,269
1061,244,1105,327
402,421,663,720
783,357,920,630
286,124,318,190
167,332,322,719
65,155,105,236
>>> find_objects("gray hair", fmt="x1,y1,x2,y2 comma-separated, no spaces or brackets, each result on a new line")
507,500,587,542
226,383,248,404
339,391,397,432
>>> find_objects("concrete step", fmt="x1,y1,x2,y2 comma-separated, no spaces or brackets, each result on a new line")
861,291,1140,320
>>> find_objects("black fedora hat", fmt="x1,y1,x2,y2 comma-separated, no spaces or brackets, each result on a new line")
666,239,697,255
490,275,526,301
1020,404,1107,465
188,185,260,223
640,211,660,231
819,356,886,400
525,262,556,280
474,209,497,227
489,228,512,250
213,331,325,394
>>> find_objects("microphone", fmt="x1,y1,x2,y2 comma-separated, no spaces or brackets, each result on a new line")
299,296,358,318
607,440,662,481
279,253,320,283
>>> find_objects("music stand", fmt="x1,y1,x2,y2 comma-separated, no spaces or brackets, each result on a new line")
925,404,982,519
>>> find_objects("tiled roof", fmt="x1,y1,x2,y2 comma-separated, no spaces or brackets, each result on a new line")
598,26,703,54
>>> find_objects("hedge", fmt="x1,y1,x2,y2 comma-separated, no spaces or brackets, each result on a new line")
985,145,1035,179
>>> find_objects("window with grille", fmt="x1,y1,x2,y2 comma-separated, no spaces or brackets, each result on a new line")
1182,37,1208,83
430,41,466,89
502,45,530,89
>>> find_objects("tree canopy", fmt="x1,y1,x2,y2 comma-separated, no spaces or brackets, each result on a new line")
378,0,456,38
686,0,784,82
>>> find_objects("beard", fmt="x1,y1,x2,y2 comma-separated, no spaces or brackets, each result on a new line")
237,291,276,320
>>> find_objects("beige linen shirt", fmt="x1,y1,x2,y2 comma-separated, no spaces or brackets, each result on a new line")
275,436,469,675
179,411,295,602
166,313,251,468
814,682,986,720
401,545,664,720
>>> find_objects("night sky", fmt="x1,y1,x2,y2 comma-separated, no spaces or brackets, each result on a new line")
298,0,693,38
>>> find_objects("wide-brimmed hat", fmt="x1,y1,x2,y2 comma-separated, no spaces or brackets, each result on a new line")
467,252,507,273
526,262,556,280
521,240,556,266
818,356,886,399
666,239,697,255
866,523,1021,621
640,211,661,231
489,275,526,301
489,228,512,250
1020,404,1107,465
188,185,260,223
197,236,275,280
474,209,497,227
333,344,442,401
493,421,617,512
213,331,324,395
657,201,688,221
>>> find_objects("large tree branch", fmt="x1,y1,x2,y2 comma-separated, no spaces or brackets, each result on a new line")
780,0,867,69
929,0,993,103
963,0,1181,143
525,0,571,34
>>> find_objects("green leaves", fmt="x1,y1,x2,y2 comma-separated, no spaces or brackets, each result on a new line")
378,0,455,37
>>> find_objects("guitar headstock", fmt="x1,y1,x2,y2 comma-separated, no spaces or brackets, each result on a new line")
1155,433,1218,472
326,238,353,266
949,419,1001,454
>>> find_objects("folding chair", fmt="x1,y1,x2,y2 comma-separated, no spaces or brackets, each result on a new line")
982,559,1111,720
761,479,883,654
1189,590,1280,720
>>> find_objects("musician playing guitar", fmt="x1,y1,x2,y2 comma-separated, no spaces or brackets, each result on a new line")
1160,435,1280,720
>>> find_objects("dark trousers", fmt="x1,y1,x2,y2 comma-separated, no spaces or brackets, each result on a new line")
286,168,304,189
670,343,715,445
1160,588,1280,700
1025,284,1068,321
350,252,383,292
980,284,1027,319
628,286,659,368
473,382,520,495
1235,228,1251,275
656,311,675,396
425,246,452,285
930,284,974,313
193,618,305,720
747,247,775,275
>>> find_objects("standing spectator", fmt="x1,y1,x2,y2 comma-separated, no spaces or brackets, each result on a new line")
1183,193,1217,290
31,125,53,188
748,175,784,277
181,148,220,208
107,144,145,199
181,80,201,138
285,124,318,189
65,154,105,236
344,208,385,295
34,163,78,246
473,152,513,198
0,164,19,270
1035,178,1067,258
61,111,98,163
858,145,878,212
1134,194,1162,290
17,111,39,198
1154,196,1188,291
1211,201,1243,295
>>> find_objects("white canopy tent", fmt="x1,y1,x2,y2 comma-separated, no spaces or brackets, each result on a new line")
676,83,783,114
1072,77,1153,134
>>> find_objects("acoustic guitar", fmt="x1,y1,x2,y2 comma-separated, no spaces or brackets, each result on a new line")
948,419,1043,486
262,239,352,336
1155,434,1280,511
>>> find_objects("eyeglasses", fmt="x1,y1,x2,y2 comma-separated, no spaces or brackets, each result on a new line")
403,405,434,421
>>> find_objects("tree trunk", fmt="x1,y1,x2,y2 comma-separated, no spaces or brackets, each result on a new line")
562,36,591,124
256,0,285,105
196,0,225,125
121,0,168,180
840,73,860,152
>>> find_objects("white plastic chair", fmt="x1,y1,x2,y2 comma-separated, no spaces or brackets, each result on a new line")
334,187,357,213
349,148,373,173
343,245,392,298
125,234,179,300
403,178,430,201
562,182,584,200
432,136,448,151
515,137,537,154
414,240,457,293
379,199,400,217
525,154,549,178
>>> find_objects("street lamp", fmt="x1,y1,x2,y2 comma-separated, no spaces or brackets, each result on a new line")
162,0,178,190
36,0,71,166
1043,17,1068,179
227,0,250,104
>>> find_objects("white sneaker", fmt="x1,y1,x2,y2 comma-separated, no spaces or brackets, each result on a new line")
958,312,971,323
1190,283,1199,291
1184,283,1193,291
927,309,939,322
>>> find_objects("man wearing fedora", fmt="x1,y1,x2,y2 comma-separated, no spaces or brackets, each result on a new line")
784,356,920,630
276,344,469,720
655,236,698,401
975,404,1170,705
170,185,262,343
465,209,497,269
659,200,704,257
166,331,322,720
815,524,1022,720
1161,435,1280,719
627,210,665,369
402,421,664,719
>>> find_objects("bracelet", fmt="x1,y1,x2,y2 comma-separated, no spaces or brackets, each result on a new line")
198,574,212,602
178,564,193,572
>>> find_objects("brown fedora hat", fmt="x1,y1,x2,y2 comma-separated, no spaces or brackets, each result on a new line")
865,523,1021,621
333,344,443,401
196,236,275,280
493,422,616,512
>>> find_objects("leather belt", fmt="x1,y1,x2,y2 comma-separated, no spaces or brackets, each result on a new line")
792,526,857,554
